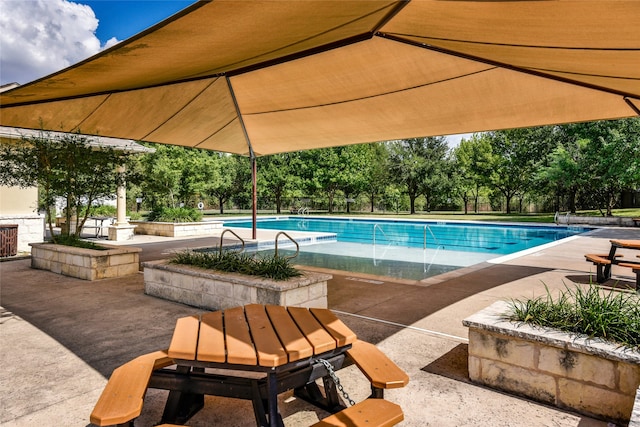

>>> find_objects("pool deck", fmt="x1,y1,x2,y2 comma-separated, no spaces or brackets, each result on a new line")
1,225,639,426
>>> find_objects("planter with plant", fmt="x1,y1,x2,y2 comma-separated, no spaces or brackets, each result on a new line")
30,234,141,281
0,130,143,280
142,249,330,309
131,206,222,237
463,285,640,424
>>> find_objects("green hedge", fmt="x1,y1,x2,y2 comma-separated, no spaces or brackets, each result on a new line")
148,206,203,222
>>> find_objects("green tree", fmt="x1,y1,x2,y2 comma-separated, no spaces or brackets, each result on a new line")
362,143,390,212
208,154,239,214
336,145,371,214
230,156,252,210
567,119,640,216
452,134,493,213
486,128,551,213
178,149,221,207
388,137,448,214
258,153,299,214
298,148,343,214
0,131,130,240
537,134,582,213
139,144,185,209
417,136,450,212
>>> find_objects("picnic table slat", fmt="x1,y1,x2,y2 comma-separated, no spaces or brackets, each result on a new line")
611,239,640,250
265,305,313,362
244,304,288,367
287,306,336,355
197,311,226,363
310,308,357,347
91,350,174,425
168,315,200,360
224,306,257,365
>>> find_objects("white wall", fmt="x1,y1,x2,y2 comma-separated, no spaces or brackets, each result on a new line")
0,186,44,254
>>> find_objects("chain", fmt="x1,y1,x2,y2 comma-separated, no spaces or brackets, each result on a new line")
316,358,355,406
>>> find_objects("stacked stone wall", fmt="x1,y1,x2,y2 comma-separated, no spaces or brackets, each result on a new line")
143,260,329,310
464,301,640,425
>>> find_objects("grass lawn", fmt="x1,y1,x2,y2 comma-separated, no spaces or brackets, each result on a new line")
201,208,640,224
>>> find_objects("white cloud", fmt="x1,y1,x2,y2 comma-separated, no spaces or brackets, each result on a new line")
0,0,105,85
103,36,120,50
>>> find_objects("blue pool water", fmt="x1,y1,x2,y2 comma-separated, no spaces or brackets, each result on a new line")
221,217,592,280
224,217,589,255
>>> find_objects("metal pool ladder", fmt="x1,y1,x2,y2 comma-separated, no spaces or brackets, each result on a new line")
219,228,246,253
274,231,299,259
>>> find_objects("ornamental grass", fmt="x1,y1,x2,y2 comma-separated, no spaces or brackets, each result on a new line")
170,249,301,281
506,284,640,352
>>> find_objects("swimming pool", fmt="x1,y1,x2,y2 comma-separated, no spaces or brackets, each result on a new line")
222,217,591,280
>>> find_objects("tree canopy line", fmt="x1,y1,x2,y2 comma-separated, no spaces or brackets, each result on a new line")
131,118,639,217
1,118,639,229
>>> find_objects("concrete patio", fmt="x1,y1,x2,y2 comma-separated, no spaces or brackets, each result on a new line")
1,225,639,426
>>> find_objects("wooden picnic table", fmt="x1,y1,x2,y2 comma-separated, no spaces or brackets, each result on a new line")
153,304,359,426
603,239,640,280
91,304,407,427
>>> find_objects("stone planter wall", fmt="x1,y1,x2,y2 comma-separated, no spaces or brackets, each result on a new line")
130,220,222,237
463,301,640,425
556,214,637,227
142,260,330,310
30,242,141,281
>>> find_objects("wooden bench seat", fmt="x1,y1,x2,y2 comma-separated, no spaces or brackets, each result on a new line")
617,262,640,291
90,350,174,427
584,253,623,283
584,253,623,265
346,340,409,398
311,398,403,427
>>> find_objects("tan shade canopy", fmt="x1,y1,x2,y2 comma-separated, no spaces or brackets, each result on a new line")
1,0,639,156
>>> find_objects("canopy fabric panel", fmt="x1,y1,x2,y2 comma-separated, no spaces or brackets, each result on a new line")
1,0,638,156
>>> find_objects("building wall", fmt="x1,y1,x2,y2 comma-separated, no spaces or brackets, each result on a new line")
0,186,44,254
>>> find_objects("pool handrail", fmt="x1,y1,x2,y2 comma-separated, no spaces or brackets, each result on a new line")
219,228,246,253
274,231,299,260
423,225,443,250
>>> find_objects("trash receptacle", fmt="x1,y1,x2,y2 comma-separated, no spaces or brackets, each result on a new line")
0,224,18,257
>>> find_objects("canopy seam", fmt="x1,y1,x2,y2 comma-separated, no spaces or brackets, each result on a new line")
71,93,112,133
377,32,640,100
242,68,496,116
385,33,640,51
193,117,236,149
624,97,640,116
140,78,219,141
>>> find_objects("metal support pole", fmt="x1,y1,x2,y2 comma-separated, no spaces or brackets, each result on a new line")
251,154,257,240
226,76,258,239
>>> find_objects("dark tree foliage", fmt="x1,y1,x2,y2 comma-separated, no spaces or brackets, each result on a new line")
0,131,130,241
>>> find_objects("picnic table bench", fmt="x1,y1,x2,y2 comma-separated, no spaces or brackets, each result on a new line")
585,239,640,291
90,350,174,426
91,305,408,427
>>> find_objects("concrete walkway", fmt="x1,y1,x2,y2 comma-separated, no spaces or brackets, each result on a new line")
1,226,639,426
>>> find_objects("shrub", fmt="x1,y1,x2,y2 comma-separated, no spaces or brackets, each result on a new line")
505,284,640,351
170,250,301,281
88,204,117,217
148,206,202,222
49,234,105,250
127,211,143,220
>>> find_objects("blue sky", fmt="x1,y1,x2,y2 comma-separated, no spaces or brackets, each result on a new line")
0,0,195,86
77,1,195,45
